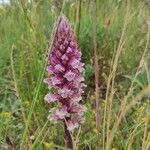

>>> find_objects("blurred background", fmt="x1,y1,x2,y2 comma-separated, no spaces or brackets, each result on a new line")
0,0,150,149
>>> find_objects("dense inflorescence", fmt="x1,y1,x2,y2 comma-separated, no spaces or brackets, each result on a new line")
44,15,86,132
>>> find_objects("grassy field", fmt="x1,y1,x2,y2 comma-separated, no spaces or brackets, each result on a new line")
0,0,150,149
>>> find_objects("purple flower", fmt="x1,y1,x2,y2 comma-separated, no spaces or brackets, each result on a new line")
44,15,86,135
48,106,70,122
44,93,58,103
64,70,76,81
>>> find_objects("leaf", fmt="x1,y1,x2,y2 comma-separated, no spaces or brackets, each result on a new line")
123,75,144,88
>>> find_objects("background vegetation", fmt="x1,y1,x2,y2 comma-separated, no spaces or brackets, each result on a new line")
0,0,150,149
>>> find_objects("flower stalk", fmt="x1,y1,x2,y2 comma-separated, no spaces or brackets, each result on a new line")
44,15,86,149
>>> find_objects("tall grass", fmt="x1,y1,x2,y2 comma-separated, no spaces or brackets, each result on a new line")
0,0,150,149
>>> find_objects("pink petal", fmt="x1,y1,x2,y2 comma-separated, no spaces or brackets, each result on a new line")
64,70,76,81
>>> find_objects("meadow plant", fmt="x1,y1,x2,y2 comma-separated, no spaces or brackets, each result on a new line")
44,15,86,149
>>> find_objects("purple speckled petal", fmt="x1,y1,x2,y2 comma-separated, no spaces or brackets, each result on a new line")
48,106,70,121
51,76,62,86
54,64,65,72
64,70,76,81
58,86,73,98
44,93,58,103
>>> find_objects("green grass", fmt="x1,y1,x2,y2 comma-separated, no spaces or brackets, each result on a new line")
0,0,150,149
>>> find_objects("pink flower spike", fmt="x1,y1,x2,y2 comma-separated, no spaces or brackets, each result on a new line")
44,15,86,149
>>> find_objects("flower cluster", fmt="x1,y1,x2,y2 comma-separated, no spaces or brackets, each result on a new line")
44,15,86,131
